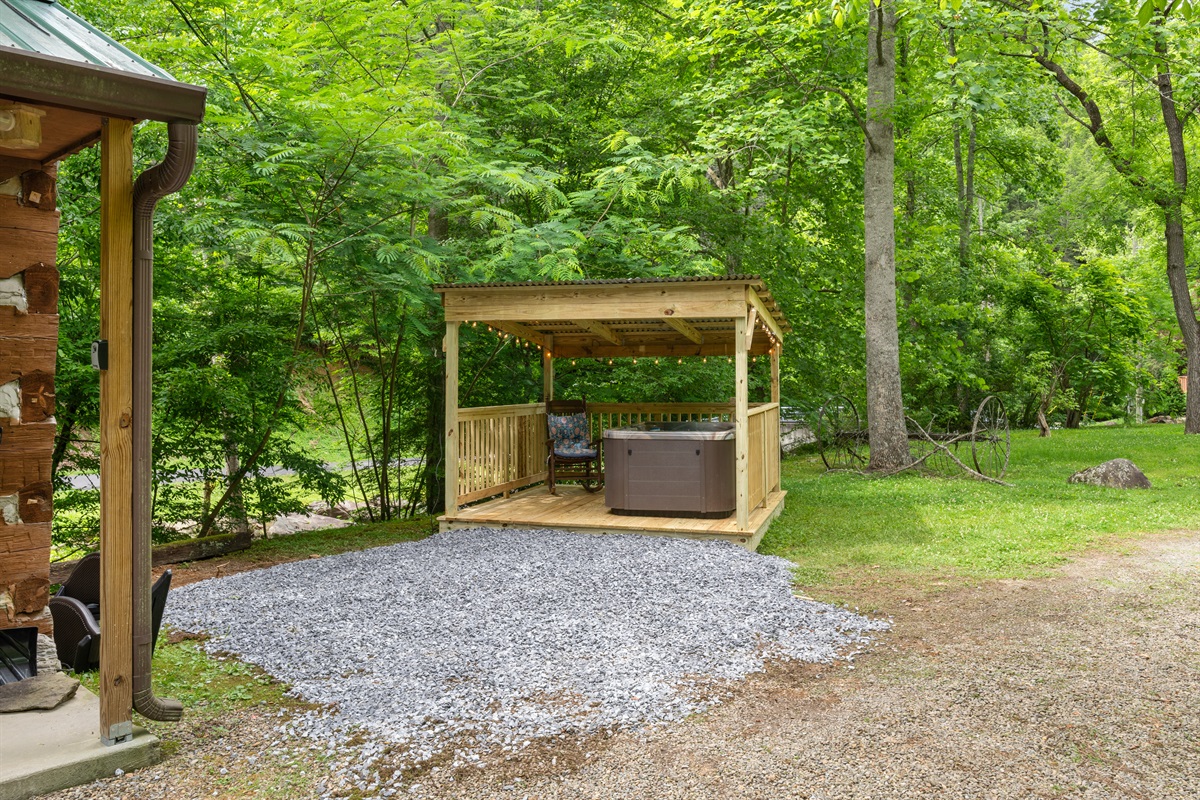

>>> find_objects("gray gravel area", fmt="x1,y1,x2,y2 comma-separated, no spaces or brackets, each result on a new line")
164,528,885,771
43,531,1200,800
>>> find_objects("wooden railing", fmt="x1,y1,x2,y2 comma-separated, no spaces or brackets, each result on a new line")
455,401,780,507
747,402,781,509
457,403,547,504
586,403,734,434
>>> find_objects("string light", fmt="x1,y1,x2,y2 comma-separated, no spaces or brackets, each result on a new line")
632,357,638,365
571,360,577,366
702,356,707,363
655,358,660,365
677,358,682,364
608,359,613,365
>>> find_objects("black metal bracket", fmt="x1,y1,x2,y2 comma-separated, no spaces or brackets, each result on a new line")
91,339,108,371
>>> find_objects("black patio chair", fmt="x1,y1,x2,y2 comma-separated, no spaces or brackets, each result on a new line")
49,558,173,674
545,397,603,495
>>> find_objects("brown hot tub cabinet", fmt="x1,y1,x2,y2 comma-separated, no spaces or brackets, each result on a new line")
603,421,736,518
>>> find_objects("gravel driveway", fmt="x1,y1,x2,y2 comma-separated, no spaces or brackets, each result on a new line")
47,531,1200,800
162,528,884,783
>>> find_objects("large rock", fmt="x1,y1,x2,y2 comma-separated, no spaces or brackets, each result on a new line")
0,672,79,713
1068,458,1152,489
267,513,352,538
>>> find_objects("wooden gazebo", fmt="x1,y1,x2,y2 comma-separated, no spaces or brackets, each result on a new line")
436,276,790,549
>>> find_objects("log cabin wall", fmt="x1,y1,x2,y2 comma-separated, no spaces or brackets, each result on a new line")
0,166,59,634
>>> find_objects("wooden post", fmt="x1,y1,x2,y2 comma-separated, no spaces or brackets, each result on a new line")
444,321,460,516
770,346,780,405
98,117,134,745
734,314,749,531
771,345,782,493
542,334,554,402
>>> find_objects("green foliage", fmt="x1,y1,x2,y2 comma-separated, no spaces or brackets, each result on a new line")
998,256,1148,425
48,0,1197,551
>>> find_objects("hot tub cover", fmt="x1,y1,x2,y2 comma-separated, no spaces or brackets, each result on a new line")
604,421,735,441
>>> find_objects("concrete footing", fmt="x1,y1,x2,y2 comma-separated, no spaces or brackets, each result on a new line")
0,686,161,800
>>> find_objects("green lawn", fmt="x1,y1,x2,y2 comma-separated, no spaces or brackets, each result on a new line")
760,424,1200,582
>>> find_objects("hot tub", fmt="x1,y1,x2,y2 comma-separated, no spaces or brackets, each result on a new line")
603,421,735,518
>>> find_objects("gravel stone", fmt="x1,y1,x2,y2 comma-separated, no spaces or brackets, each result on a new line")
165,528,885,768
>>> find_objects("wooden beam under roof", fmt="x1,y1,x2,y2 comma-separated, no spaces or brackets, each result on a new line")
748,287,784,342
441,282,746,322
663,316,704,344
551,341,774,358
573,319,623,345
485,320,547,348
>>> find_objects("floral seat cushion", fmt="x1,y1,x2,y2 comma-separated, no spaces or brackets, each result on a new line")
554,443,598,459
548,412,595,460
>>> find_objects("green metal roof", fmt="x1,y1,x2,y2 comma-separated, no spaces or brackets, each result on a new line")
0,0,205,122
0,0,173,80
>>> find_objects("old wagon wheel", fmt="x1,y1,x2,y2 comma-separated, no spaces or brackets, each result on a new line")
971,395,1010,478
817,395,865,471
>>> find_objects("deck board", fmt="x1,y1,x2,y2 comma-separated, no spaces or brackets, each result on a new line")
439,486,786,549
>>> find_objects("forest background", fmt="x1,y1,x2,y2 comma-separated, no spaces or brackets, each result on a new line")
47,0,1198,552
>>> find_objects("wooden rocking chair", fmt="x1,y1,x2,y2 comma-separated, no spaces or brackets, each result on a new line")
545,398,603,495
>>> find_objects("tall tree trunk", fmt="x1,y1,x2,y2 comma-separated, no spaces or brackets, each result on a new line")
223,433,252,540
864,0,909,470
1153,38,1200,433
948,27,975,423
1026,27,1198,435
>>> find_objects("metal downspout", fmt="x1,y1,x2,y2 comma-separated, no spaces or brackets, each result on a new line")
131,121,197,721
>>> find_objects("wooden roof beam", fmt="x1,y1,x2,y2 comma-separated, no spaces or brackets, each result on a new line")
574,319,623,346
485,320,547,348
748,288,784,342
663,316,704,345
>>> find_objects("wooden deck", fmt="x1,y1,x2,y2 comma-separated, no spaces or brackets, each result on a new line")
439,485,787,550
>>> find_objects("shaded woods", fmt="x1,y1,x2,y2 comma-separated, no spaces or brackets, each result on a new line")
47,0,1198,552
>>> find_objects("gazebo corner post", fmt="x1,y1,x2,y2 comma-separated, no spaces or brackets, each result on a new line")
98,116,135,745
542,333,554,402
771,344,782,493
770,346,780,405
734,314,750,532
444,321,460,516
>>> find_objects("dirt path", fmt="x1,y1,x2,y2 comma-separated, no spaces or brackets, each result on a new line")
49,532,1200,799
